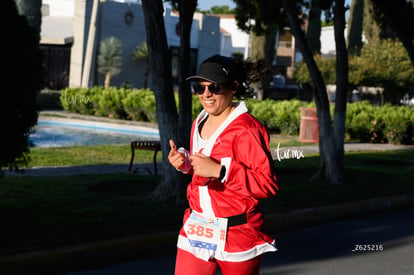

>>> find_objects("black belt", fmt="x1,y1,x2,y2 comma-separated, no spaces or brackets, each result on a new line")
227,213,248,227
191,211,248,227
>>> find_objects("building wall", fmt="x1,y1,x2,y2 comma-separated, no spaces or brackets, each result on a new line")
96,1,147,88
45,1,356,90
51,1,352,89
194,13,222,66
218,15,250,58
43,0,74,17
69,1,224,89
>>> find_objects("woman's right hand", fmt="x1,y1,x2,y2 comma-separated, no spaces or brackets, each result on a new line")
168,139,184,169
168,140,192,173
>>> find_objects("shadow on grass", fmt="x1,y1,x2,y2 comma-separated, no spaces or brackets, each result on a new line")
0,150,413,257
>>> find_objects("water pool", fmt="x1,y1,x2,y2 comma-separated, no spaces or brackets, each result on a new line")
30,117,159,147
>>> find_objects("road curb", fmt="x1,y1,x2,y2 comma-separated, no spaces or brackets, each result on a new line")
1,194,413,273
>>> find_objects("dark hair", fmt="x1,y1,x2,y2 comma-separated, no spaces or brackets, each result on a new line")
201,55,273,99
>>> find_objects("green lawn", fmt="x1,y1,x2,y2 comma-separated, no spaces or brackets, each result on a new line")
0,146,413,257
27,136,304,168
28,144,138,167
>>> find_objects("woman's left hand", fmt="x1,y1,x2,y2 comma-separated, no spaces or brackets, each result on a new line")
189,153,221,179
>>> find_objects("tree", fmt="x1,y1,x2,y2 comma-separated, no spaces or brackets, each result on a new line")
1,0,43,175
14,0,42,35
295,40,414,104
370,0,414,68
141,0,196,202
234,0,348,184
283,0,348,185
97,36,123,89
347,0,364,55
362,0,396,44
132,42,150,89
200,5,236,14
351,39,414,104
233,0,283,97
169,0,198,154
293,54,336,86
306,0,323,54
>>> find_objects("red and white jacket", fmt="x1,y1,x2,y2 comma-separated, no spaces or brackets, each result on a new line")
177,102,279,262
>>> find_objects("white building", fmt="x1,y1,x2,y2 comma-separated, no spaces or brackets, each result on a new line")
40,0,342,89
41,0,251,89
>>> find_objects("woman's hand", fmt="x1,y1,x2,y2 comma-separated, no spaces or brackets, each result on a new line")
189,153,221,178
168,140,184,170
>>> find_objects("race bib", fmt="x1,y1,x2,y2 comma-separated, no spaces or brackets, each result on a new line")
183,211,228,252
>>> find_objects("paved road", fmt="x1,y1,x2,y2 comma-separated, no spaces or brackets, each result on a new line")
65,208,414,275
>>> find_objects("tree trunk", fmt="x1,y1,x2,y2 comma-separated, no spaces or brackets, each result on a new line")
141,0,190,203
104,72,111,88
15,0,42,35
283,0,344,184
263,26,277,89
331,0,348,183
176,0,197,150
307,0,322,54
347,0,364,55
143,59,149,89
250,33,266,99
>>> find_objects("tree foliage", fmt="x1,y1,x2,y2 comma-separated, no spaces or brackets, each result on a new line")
198,5,236,14
1,0,43,174
294,39,414,104
370,0,414,67
352,39,414,103
362,0,396,44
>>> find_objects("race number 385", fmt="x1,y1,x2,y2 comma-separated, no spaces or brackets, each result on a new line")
186,223,214,238
183,212,228,252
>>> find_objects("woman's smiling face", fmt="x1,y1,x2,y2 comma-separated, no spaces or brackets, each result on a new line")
197,81,235,117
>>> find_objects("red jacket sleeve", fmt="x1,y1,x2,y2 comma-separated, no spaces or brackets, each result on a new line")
224,127,279,199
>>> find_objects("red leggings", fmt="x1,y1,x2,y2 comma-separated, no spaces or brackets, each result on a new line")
175,248,263,275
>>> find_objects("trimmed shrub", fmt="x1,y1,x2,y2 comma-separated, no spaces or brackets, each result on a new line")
346,101,413,144
382,106,413,145
94,87,129,119
60,87,97,115
122,89,157,122
246,99,310,135
59,87,414,145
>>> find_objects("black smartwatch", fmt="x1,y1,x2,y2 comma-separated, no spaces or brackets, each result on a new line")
218,165,226,181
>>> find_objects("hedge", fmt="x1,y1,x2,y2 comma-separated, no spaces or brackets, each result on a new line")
60,87,414,145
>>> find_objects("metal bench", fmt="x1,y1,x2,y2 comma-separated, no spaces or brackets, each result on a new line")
128,140,161,175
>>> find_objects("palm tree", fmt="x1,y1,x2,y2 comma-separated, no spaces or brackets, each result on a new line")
97,36,123,88
133,41,149,89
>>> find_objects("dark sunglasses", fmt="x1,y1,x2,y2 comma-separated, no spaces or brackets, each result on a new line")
192,83,222,94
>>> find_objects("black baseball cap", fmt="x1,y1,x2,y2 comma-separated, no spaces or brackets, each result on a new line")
186,56,234,84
